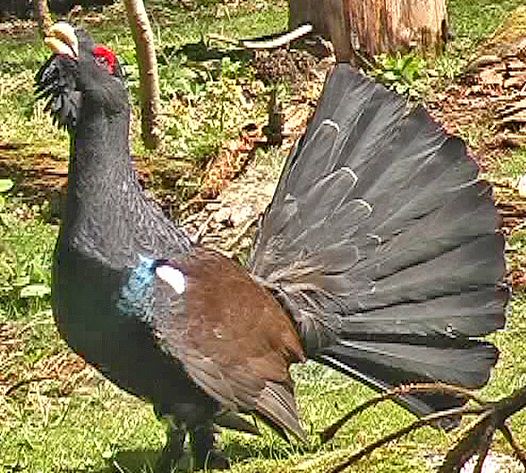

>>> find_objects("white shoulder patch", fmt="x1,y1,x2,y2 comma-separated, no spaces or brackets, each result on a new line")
156,265,186,295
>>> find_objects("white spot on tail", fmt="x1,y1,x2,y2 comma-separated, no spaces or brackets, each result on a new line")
340,166,358,186
356,198,373,215
156,265,186,295
321,118,340,133
367,233,382,245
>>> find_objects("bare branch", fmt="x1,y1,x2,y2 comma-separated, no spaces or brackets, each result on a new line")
208,24,313,51
500,422,526,468
321,382,487,444
491,385,526,422
327,384,526,473
473,438,492,473
242,24,313,49
5,376,55,396
438,413,495,473
123,0,162,149
329,406,488,473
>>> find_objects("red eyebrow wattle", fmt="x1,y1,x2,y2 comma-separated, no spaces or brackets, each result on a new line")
93,44,116,74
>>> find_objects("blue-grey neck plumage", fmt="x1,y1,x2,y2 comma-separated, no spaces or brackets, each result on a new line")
116,255,157,322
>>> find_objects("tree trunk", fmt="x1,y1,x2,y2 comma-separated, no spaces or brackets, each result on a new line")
123,0,162,150
34,0,52,36
289,0,448,61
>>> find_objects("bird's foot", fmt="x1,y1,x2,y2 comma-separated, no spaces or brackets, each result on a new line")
156,420,188,473
156,445,194,473
191,423,230,470
195,449,230,471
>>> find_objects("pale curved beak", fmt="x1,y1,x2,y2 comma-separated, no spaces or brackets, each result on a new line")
44,22,79,59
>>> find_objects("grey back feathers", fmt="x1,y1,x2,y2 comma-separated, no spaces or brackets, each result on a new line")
249,65,507,416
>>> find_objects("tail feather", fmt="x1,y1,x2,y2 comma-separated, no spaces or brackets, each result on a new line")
371,182,499,281
318,342,498,416
322,340,498,388
359,138,477,232
249,64,507,417
367,233,505,309
340,287,507,338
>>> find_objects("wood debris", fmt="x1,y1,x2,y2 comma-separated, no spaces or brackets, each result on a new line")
464,21,526,146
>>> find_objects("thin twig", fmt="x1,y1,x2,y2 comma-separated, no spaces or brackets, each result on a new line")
473,420,495,473
438,412,495,473
321,382,487,443
242,24,313,49
492,385,526,422
437,386,526,473
329,406,488,473
499,422,526,468
190,213,215,245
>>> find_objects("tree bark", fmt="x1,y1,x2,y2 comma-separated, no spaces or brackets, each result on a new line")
123,0,162,150
34,0,52,37
289,0,448,61
347,0,448,57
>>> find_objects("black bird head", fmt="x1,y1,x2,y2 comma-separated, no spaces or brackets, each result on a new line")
35,22,126,131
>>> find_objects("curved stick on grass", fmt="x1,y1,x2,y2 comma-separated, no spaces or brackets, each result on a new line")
5,376,54,396
327,385,526,473
499,422,526,468
321,382,487,444
329,405,489,473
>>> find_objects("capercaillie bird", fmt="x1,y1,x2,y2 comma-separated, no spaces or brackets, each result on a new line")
35,22,507,471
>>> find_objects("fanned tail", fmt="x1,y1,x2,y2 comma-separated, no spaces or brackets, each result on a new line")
249,64,507,417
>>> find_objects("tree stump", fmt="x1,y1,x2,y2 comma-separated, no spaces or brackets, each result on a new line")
289,0,448,62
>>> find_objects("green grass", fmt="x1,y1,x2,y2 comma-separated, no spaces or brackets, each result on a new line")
1,294,523,472
447,0,526,52
447,0,524,60
0,199,55,320
484,295,526,442
0,36,69,158
1,0,526,472
433,0,525,81
488,147,526,180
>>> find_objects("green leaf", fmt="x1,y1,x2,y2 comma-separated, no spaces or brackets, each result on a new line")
20,283,51,298
0,179,14,193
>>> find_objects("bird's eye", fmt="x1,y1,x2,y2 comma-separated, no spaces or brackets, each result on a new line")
95,55,109,70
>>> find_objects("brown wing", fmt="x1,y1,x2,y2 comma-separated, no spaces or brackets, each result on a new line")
152,248,307,441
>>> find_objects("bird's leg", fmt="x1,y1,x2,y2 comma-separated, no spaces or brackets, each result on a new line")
156,418,187,473
190,422,230,470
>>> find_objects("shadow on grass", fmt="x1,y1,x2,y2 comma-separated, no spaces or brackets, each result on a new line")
83,435,311,473
72,449,159,473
